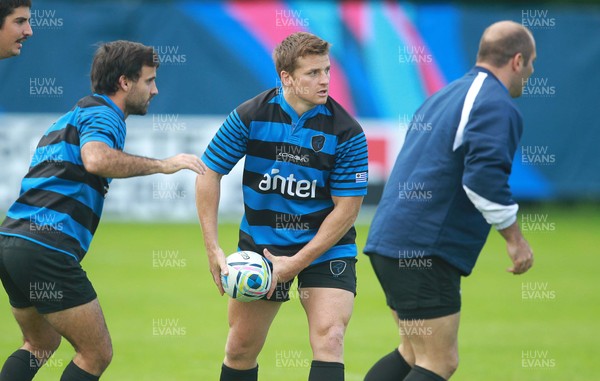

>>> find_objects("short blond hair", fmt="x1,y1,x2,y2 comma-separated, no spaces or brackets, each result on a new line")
273,32,330,77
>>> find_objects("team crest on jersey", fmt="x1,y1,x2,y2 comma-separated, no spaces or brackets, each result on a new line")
311,135,325,152
330,260,347,277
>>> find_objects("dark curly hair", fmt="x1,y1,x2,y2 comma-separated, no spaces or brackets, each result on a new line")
90,40,159,95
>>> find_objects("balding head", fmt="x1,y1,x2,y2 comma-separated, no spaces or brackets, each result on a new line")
476,21,535,68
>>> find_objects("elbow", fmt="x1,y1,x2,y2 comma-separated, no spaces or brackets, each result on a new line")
195,169,222,199
347,204,361,223
82,152,106,176
81,142,112,176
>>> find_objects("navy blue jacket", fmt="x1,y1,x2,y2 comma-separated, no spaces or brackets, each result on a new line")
364,67,522,275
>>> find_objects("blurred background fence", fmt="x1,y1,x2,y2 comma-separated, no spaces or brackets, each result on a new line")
1,0,599,220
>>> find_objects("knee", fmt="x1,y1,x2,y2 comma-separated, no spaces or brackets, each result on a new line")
24,334,62,360
50,336,62,352
224,336,259,365
446,351,459,377
398,343,415,366
97,345,113,371
312,323,346,356
435,351,459,379
416,347,458,379
80,340,113,373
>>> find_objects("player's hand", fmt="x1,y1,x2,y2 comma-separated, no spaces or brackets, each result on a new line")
206,247,228,295
506,236,534,275
161,154,207,175
263,248,303,299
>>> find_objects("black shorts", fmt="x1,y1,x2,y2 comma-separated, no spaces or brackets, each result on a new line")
0,235,97,314
369,253,461,320
266,257,357,302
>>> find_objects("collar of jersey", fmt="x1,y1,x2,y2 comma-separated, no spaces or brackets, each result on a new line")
93,93,126,121
473,66,509,94
272,87,329,126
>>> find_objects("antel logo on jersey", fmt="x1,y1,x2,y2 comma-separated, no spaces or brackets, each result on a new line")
258,169,317,198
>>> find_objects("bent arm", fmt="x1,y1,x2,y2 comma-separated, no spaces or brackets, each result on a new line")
298,195,363,264
267,195,363,282
81,141,205,178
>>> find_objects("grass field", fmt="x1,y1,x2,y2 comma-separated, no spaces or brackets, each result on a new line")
1,203,599,380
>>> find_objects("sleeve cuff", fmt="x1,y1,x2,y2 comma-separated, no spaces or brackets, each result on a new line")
80,136,115,149
463,185,518,229
493,214,517,231
201,153,233,175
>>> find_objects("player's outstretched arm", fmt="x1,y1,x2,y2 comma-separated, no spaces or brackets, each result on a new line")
195,168,228,295
498,221,534,275
81,141,206,178
264,195,363,298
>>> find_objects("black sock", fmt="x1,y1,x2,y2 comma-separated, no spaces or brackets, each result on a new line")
364,349,412,381
60,361,99,381
308,360,344,381
0,349,41,381
220,363,258,381
404,365,445,381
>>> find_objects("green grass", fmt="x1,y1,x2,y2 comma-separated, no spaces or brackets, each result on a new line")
1,204,599,380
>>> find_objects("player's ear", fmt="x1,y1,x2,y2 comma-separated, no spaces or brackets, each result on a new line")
280,71,292,87
117,75,130,92
511,52,524,73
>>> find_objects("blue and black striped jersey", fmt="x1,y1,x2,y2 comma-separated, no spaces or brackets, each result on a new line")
0,94,126,261
203,88,368,264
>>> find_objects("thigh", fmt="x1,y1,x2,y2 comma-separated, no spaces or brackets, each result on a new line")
224,299,282,368
300,287,354,330
44,298,111,355
400,312,460,370
297,258,357,341
227,298,282,347
300,287,354,361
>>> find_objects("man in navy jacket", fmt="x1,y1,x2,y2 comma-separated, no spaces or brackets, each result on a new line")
364,20,536,381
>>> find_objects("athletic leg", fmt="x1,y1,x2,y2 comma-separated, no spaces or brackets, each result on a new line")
44,298,112,379
301,287,353,381
221,299,282,381
0,307,62,381
402,313,460,380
